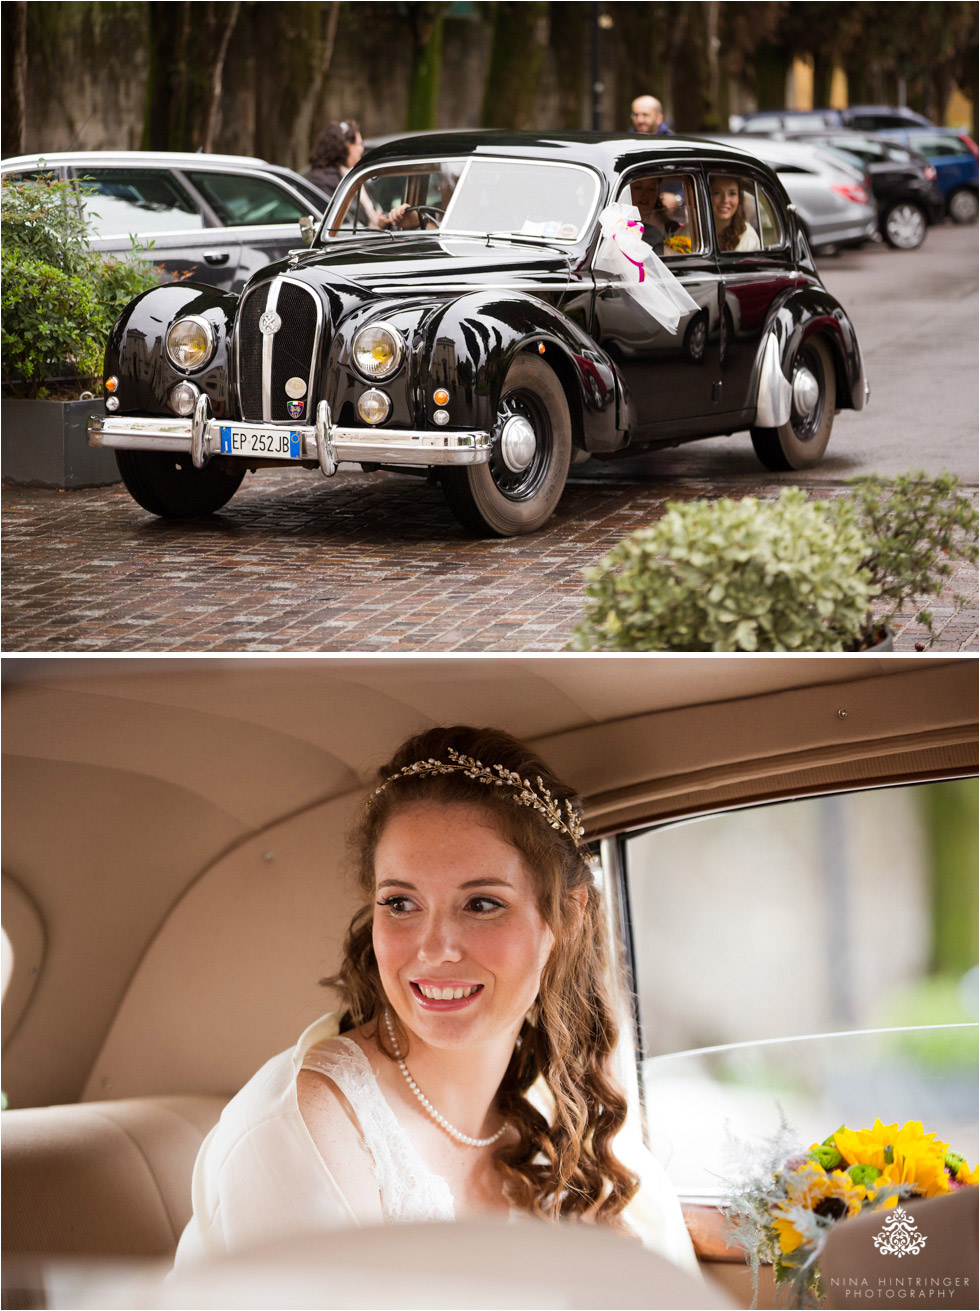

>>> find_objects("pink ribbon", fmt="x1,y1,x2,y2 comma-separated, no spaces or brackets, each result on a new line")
616,219,646,282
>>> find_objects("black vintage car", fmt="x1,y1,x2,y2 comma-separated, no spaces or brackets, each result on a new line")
89,131,869,536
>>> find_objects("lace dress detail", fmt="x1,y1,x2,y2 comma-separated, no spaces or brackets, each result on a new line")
301,1036,456,1224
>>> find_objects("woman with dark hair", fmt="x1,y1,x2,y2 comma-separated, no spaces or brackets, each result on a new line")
172,726,698,1271
710,175,761,252
308,119,364,202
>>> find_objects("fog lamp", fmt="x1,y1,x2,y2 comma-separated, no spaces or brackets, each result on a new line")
105,396,120,413
166,315,215,370
432,410,450,426
170,380,200,416
357,389,391,425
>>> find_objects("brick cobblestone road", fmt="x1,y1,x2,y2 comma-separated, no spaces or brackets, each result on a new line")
3,467,976,652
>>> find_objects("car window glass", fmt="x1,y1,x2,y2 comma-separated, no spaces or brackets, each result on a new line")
744,115,783,133
754,183,783,247
74,168,205,235
625,780,979,1195
3,168,58,182
185,171,309,226
618,172,702,256
708,171,764,253
909,135,969,157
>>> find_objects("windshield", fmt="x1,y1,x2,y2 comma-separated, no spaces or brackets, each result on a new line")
323,156,601,243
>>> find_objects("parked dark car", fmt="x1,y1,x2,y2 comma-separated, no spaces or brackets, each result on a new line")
778,132,945,249
88,131,869,537
873,129,979,223
0,151,330,292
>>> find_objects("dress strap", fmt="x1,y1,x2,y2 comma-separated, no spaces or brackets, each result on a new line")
301,1036,455,1224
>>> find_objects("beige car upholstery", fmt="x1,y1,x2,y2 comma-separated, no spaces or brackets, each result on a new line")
1,1095,224,1259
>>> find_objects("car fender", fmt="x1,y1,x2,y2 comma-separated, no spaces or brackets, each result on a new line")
752,285,867,427
104,282,240,418
420,290,633,453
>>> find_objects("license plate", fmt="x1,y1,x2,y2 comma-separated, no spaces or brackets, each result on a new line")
218,425,303,459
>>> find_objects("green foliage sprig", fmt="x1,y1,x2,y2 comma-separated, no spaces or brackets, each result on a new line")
1,176,160,398
850,472,979,640
570,488,877,652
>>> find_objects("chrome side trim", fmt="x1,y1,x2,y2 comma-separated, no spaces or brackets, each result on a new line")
261,277,281,422
754,331,792,428
89,413,492,470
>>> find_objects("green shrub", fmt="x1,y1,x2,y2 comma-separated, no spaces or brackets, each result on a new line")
570,488,878,652
1,176,160,398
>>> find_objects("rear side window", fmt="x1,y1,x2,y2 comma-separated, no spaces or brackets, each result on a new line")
909,135,971,157
708,171,765,253
74,168,205,235
185,171,309,226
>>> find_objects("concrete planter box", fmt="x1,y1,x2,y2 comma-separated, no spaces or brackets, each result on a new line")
1,397,120,489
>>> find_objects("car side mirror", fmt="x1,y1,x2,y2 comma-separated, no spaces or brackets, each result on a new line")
299,215,316,246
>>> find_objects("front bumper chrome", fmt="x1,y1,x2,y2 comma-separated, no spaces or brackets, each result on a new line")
88,398,492,478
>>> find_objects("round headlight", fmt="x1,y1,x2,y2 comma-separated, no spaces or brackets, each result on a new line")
352,322,403,381
356,389,391,425
166,315,215,371
170,380,200,416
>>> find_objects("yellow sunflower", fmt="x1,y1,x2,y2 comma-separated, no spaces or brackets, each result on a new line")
771,1163,868,1255
956,1160,979,1186
833,1119,949,1198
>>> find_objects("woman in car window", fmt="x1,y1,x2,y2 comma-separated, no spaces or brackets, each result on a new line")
172,726,698,1276
710,175,761,251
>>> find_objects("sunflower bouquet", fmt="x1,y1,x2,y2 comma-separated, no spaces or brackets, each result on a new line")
724,1117,979,1308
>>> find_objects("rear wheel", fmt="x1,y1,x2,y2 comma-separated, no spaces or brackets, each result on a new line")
948,187,978,224
115,450,246,518
750,335,836,472
440,354,572,537
882,200,927,250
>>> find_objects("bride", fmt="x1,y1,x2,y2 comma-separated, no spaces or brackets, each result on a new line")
173,725,698,1274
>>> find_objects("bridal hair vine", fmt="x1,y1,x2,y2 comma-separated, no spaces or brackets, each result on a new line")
372,747,586,847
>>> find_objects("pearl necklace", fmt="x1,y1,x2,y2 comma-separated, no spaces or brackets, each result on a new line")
383,1010,506,1148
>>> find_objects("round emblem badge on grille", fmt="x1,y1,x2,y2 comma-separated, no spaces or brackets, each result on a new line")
285,376,307,398
259,310,282,335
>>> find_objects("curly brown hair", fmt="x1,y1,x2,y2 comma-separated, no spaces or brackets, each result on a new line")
322,724,641,1229
310,119,361,171
712,174,749,252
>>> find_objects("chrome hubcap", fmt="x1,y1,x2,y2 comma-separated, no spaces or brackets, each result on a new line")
792,366,820,417
500,415,536,472
887,205,925,247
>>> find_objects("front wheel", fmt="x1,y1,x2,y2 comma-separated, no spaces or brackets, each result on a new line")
116,450,246,518
750,335,836,472
441,354,572,536
948,187,978,224
882,201,927,250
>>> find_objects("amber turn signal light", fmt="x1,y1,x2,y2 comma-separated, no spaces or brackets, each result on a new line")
433,388,450,406
105,376,119,393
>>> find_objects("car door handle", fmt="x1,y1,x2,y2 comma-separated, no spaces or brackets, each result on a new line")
203,251,230,265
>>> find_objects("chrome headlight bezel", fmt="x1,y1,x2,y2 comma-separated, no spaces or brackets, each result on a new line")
351,321,404,382
166,314,216,372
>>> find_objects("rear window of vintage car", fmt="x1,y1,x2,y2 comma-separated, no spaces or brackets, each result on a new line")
330,157,601,242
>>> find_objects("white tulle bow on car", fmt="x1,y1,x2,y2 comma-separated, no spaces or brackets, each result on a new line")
594,202,699,334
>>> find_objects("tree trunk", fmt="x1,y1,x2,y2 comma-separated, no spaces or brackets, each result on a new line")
670,2,711,132
549,0,589,130
1,0,28,157
811,52,834,109
405,4,446,130
753,45,790,110
480,1,549,129
202,1,241,153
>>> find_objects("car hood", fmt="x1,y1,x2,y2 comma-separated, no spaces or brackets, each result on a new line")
269,234,576,293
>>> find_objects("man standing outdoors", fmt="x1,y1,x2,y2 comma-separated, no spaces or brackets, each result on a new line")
630,95,672,135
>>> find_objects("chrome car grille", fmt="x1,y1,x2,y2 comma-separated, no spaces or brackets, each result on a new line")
236,276,323,423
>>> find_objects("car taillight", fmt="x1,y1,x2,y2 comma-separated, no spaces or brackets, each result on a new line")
958,131,979,158
832,182,869,205
924,165,938,181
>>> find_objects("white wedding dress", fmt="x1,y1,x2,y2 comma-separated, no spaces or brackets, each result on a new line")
172,1013,699,1277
